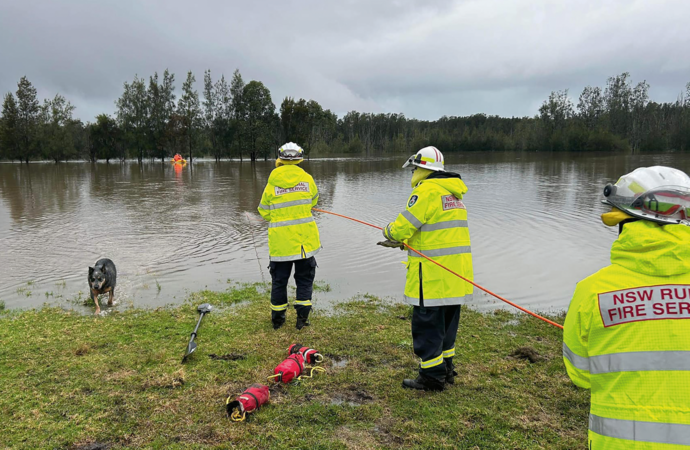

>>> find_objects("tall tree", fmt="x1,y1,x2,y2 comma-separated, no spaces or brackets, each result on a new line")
146,70,176,161
116,75,149,162
147,72,164,161
90,114,121,163
214,74,233,162
230,69,246,160
630,80,650,153
0,93,20,161
280,97,296,143
539,90,574,131
305,100,324,157
604,72,633,138
203,70,221,160
40,94,77,162
577,86,604,130
242,80,275,161
177,71,201,162
15,76,40,163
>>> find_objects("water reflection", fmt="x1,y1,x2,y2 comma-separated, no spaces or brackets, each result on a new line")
1,152,689,314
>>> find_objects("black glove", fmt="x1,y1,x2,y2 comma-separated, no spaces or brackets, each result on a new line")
377,240,405,250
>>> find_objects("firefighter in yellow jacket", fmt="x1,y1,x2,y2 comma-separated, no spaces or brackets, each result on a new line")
258,142,320,330
379,146,473,391
563,166,690,449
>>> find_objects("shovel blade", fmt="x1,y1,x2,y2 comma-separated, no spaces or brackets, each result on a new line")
183,340,197,361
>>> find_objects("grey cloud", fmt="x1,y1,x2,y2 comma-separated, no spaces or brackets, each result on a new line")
1,0,688,122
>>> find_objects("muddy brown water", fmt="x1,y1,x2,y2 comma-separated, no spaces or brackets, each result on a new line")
1,152,689,314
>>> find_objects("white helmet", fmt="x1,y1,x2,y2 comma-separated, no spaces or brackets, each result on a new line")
402,146,444,172
278,142,304,160
603,166,690,226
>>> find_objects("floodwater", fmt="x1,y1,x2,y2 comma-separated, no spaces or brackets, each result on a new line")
1,152,689,314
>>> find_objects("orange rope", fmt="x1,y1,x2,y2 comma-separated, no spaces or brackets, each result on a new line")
313,208,564,330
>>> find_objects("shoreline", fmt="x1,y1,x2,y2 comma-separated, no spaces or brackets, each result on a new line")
0,284,587,449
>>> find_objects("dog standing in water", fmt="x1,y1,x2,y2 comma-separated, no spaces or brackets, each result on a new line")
88,258,117,315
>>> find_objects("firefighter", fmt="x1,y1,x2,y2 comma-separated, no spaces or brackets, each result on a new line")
379,146,473,391
258,142,320,330
563,166,690,449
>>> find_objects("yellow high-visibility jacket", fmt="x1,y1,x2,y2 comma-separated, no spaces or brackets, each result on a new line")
384,172,473,306
258,165,320,262
563,220,690,449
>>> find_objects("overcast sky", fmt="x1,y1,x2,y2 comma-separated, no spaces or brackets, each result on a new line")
1,0,689,122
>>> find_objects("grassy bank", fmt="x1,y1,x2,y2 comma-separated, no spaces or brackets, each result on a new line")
0,284,588,449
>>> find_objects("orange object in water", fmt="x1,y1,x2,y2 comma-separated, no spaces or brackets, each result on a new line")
312,207,564,330
173,154,182,161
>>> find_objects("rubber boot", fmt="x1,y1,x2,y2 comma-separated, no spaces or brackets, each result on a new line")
445,362,458,385
402,373,445,391
272,311,286,330
296,314,310,330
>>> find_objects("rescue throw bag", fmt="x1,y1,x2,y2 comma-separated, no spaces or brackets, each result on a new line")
288,343,324,364
269,353,305,383
226,384,270,422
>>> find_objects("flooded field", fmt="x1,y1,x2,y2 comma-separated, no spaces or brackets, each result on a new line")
1,152,689,314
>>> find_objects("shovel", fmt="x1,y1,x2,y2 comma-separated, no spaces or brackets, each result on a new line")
182,303,212,362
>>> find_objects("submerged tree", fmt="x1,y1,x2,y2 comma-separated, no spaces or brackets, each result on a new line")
177,71,201,162
148,70,176,161
15,76,40,163
40,94,77,163
0,93,20,162
116,75,149,162
242,80,275,161
230,69,246,160
213,74,233,162
90,114,121,163
203,70,223,161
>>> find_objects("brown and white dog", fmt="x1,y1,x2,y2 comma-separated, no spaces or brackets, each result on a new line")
88,258,117,315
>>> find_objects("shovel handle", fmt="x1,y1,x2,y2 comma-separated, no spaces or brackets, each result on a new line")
191,312,206,336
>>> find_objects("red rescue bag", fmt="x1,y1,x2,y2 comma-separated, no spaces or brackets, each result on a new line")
288,343,324,364
269,353,305,383
226,384,270,422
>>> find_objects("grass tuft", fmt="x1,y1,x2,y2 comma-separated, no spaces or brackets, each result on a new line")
313,280,332,293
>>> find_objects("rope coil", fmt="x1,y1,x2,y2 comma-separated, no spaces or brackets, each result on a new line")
298,366,327,381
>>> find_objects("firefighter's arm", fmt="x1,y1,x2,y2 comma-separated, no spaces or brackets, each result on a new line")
563,282,592,389
257,184,272,221
383,190,426,243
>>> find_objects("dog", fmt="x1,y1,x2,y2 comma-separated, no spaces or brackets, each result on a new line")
88,258,117,315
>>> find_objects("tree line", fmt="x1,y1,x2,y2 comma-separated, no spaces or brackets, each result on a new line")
1,70,690,163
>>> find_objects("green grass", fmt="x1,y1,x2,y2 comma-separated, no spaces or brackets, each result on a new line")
0,284,588,449
15,286,32,297
313,280,332,293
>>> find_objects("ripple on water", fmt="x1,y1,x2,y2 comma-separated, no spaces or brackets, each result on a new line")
2,153,689,312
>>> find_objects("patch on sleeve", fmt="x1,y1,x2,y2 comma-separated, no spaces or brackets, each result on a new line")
442,195,465,210
275,182,310,196
598,285,690,327
408,195,418,208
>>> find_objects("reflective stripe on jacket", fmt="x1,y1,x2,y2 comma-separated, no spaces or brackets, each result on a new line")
258,165,321,262
563,220,690,449
385,172,473,307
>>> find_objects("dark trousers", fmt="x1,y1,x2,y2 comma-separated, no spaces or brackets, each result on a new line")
269,256,316,325
411,304,461,381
